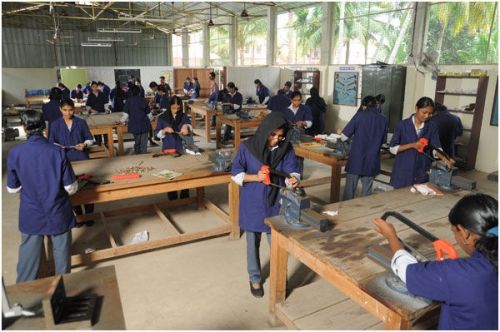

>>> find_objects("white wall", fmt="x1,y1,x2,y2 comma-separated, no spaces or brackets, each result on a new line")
226,66,281,101
2,68,58,104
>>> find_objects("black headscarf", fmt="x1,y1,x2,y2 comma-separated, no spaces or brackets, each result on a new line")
159,97,184,129
243,111,292,206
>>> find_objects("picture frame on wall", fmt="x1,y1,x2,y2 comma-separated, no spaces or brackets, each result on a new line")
490,80,498,126
333,71,359,106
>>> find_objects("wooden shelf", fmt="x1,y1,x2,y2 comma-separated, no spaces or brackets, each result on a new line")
438,75,484,79
449,109,475,114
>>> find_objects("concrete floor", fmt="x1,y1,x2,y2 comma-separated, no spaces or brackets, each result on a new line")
2,134,498,329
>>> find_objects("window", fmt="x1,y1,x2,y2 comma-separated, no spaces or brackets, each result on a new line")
188,30,203,67
425,2,498,64
333,2,414,65
237,18,267,65
172,33,183,67
209,26,229,66
276,6,322,65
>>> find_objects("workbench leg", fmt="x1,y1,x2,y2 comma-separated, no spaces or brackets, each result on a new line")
228,181,240,240
215,116,221,147
206,114,212,144
234,126,241,149
117,126,124,155
330,165,341,203
384,314,411,330
269,231,288,314
196,187,205,210
107,129,115,157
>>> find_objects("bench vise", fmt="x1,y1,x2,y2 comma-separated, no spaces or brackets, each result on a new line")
429,160,476,191
279,187,332,232
325,138,351,159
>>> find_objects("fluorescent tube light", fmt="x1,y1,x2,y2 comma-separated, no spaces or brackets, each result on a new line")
81,42,112,47
88,37,124,42
97,28,142,33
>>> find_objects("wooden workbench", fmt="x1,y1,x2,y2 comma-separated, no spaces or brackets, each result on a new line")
266,187,470,329
215,114,264,149
189,103,222,143
69,152,239,267
293,142,348,203
4,265,125,330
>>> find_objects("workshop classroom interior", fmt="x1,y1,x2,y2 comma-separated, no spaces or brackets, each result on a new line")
1,1,498,330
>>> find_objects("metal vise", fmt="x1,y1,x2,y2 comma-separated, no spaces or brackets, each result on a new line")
179,134,202,154
429,160,458,191
279,187,331,232
210,149,234,172
326,138,351,159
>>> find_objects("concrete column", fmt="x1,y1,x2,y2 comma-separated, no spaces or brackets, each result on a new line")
228,16,237,66
266,7,277,66
182,30,189,67
166,33,173,66
202,24,210,67
320,2,335,66
411,2,430,62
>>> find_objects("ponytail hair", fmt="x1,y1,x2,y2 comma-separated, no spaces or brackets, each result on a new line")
448,193,498,268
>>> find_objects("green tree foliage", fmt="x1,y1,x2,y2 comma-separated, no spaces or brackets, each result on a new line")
210,26,229,65
291,6,322,61
237,18,267,65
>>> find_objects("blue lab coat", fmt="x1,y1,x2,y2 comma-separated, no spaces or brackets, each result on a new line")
7,134,76,235
48,117,93,161
222,92,243,112
110,87,126,113
42,100,62,124
60,88,70,100
190,82,200,99
183,81,192,92
158,95,170,109
267,94,291,113
389,116,441,189
343,108,388,176
124,95,151,135
407,250,498,330
86,91,108,113
231,144,299,233
208,82,219,102
71,90,83,99
101,84,111,99
281,104,313,125
256,85,271,104
155,113,191,152
429,110,463,158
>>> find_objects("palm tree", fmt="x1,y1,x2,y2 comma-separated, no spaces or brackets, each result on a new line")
237,18,267,65
292,6,322,63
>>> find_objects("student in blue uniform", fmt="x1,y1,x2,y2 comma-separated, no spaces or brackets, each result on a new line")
231,112,300,297
373,193,498,330
7,110,78,283
254,79,271,105
42,87,63,126
429,102,463,159
98,81,111,100
222,82,243,142
281,91,313,129
339,96,388,200
157,86,170,110
189,77,200,99
120,85,151,154
159,76,172,97
148,81,161,107
278,81,293,99
305,87,327,136
82,82,92,97
48,99,95,227
110,81,126,113
183,77,192,95
86,81,108,114
155,95,191,200
389,97,454,189
71,84,84,101
267,89,291,113
58,83,70,100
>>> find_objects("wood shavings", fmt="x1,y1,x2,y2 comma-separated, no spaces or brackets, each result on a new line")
115,163,154,175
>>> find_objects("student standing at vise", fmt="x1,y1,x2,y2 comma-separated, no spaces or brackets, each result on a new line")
282,91,313,130
373,193,498,330
305,87,327,136
389,97,454,189
222,82,243,142
42,87,63,126
429,102,463,159
155,96,191,200
86,81,108,114
189,77,201,99
231,112,300,297
340,96,388,200
208,72,220,127
254,79,271,105
120,85,151,155
48,99,95,227
7,110,78,283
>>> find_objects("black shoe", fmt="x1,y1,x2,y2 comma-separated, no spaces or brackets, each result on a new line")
249,282,264,298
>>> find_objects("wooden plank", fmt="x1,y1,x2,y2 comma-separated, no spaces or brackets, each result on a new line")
300,176,331,188
70,225,230,267
153,204,181,235
100,212,118,248
203,199,229,224
228,181,240,239
269,231,289,314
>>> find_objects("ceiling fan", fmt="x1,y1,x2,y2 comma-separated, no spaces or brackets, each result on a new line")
240,3,267,19
207,4,232,27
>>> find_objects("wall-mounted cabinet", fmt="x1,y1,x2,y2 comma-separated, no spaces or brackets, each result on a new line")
434,74,489,170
